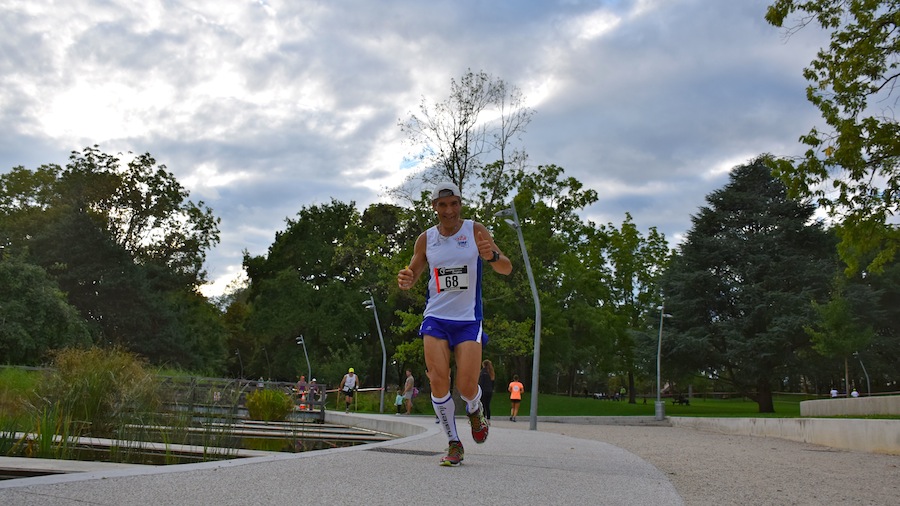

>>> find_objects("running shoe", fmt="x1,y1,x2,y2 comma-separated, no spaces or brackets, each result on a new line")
440,440,464,466
467,402,489,444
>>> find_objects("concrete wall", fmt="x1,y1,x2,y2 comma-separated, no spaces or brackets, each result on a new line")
325,412,428,438
668,417,900,456
800,395,900,417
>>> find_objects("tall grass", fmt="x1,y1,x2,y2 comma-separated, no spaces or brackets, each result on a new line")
0,415,24,456
27,402,76,459
37,347,161,438
246,388,293,421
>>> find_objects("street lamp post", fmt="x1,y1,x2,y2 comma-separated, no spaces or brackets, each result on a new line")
235,349,243,379
363,295,387,413
656,304,672,421
296,336,311,381
496,201,542,431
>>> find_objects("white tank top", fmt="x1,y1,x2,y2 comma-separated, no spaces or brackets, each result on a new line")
424,220,483,321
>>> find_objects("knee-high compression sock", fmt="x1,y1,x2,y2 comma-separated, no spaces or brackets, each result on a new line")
460,385,483,415
432,393,459,442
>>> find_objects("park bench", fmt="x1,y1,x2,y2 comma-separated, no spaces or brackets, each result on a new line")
672,396,690,406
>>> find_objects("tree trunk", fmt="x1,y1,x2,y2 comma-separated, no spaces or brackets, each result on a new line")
628,369,636,404
844,357,850,398
757,378,775,413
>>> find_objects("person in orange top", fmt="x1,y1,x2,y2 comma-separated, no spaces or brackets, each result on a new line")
508,375,525,422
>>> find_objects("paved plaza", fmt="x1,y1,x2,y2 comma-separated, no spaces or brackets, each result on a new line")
1,414,897,505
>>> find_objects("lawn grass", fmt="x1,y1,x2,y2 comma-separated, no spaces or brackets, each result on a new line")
0,366,869,421
486,392,807,419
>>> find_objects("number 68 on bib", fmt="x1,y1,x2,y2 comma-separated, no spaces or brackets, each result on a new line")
434,266,469,293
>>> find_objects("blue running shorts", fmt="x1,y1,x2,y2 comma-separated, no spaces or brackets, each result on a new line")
419,317,489,349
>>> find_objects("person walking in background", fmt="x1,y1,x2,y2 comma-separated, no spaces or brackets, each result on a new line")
397,181,512,466
402,369,415,415
508,374,524,422
308,378,320,409
296,374,308,409
478,359,495,421
339,367,359,413
395,385,404,414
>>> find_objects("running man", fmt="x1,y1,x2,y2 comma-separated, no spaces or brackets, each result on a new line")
338,367,359,413
397,181,512,466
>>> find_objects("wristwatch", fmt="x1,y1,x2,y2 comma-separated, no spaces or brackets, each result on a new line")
487,250,500,263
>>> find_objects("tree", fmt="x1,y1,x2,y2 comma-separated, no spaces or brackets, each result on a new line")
27,207,185,365
766,1,900,274
805,278,875,396
1,147,226,371
0,258,92,365
65,146,221,284
490,165,609,393
600,214,672,402
398,69,533,198
804,255,900,394
242,200,398,382
661,157,837,412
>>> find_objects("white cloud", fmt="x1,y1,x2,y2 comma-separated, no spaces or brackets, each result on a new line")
0,0,833,296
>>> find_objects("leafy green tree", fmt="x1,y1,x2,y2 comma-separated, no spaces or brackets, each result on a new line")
806,257,900,393
1,147,219,285
62,146,220,284
242,200,396,383
809,285,871,359
167,289,229,375
766,1,900,274
489,165,608,392
1,147,226,372
661,157,837,412
600,214,672,402
26,208,186,365
857,258,900,387
0,258,92,365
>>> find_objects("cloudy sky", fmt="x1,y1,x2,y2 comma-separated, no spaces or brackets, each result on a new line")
1,0,829,296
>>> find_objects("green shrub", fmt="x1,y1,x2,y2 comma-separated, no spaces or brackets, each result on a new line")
36,347,161,437
246,388,293,422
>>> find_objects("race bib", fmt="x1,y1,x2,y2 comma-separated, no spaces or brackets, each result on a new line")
434,266,469,292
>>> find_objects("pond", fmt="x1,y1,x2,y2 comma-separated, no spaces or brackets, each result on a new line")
1,375,398,477
0,417,397,479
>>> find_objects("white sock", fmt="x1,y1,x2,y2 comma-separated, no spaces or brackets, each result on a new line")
461,385,482,415
432,393,459,442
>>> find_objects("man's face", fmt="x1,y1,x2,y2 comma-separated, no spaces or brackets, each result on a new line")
432,196,462,222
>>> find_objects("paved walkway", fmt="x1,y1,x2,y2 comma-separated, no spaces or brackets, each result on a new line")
0,414,682,505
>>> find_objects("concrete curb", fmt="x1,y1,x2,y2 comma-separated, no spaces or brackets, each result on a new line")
668,416,900,455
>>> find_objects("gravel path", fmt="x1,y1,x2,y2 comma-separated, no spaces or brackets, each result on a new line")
497,419,900,505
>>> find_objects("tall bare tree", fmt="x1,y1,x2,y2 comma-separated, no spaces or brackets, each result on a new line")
398,69,533,201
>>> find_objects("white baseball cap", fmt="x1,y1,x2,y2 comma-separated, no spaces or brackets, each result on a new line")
431,182,461,201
